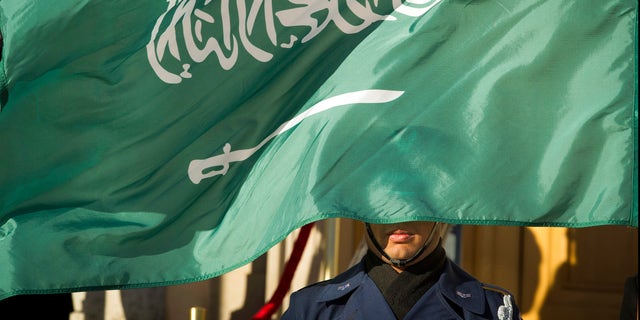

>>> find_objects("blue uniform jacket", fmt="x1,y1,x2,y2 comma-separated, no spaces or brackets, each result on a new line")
282,258,521,320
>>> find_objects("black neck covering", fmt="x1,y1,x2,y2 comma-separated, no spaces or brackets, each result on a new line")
364,240,447,320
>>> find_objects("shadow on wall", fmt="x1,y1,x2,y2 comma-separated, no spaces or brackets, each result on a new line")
533,227,638,320
519,228,541,317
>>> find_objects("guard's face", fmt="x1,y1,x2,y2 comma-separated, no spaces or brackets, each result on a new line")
365,221,440,264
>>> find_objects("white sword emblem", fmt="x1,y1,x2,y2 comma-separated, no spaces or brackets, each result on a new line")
188,89,404,184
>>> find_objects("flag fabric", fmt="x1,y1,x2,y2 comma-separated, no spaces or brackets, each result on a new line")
0,0,637,299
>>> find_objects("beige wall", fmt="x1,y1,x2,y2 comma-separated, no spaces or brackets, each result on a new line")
461,225,638,320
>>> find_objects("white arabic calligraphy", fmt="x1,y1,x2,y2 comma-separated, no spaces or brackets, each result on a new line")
147,0,443,83
187,89,404,184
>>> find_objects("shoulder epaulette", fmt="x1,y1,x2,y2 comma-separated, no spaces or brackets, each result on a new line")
481,283,512,296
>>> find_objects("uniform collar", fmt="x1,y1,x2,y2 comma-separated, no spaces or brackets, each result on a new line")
314,258,488,316
437,260,486,315
316,262,368,302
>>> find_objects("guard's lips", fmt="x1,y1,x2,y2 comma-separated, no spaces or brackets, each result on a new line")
387,229,413,235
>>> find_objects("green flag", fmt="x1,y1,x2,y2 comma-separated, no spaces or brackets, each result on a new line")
0,0,637,299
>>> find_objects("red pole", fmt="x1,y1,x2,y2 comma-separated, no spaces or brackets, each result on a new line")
251,223,315,320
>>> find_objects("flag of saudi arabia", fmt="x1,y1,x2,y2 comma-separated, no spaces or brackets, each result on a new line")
0,0,637,299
